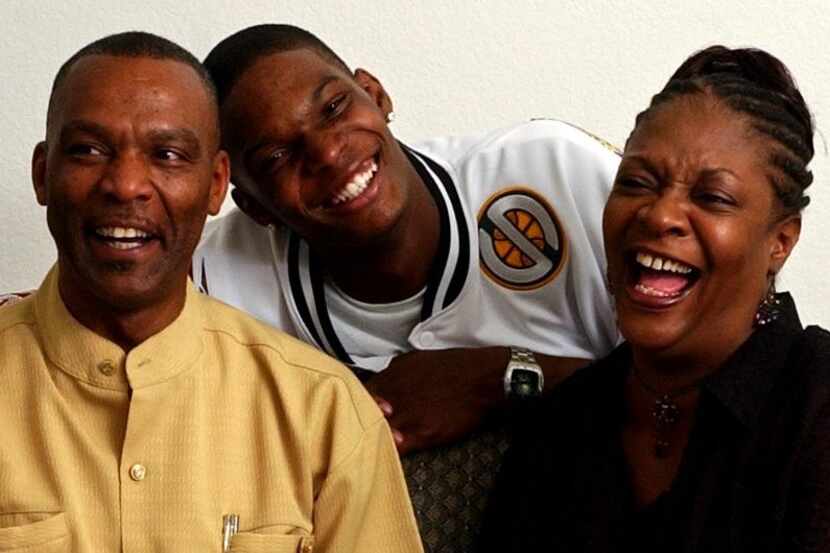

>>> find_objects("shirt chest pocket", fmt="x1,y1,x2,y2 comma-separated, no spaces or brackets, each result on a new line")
229,532,313,553
0,512,70,552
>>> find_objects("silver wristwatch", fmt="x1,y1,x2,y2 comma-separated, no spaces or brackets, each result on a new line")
503,346,544,399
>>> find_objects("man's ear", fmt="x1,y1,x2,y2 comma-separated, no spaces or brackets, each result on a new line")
231,187,279,228
32,141,48,206
207,150,230,216
354,68,393,118
768,215,801,275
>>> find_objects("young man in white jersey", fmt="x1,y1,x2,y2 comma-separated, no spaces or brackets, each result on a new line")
193,24,620,454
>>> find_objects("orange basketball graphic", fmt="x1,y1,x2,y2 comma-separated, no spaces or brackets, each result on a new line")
478,187,567,290
492,209,547,268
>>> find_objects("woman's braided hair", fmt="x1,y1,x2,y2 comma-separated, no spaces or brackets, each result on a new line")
633,46,814,216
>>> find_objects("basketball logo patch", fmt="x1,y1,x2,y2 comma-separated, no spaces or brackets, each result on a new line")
478,187,567,290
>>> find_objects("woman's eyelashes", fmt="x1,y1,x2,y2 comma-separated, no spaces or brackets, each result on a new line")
615,175,655,194
694,190,737,208
615,173,739,210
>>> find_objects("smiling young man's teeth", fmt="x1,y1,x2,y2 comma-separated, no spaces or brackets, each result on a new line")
635,252,693,274
331,161,378,206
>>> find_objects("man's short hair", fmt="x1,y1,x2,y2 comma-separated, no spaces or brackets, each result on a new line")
203,24,351,106
47,31,217,128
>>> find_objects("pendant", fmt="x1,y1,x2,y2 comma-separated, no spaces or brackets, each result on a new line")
631,365,700,459
653,395,679,427
652,395,679,458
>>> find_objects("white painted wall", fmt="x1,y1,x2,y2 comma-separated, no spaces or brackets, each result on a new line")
2,1,828,327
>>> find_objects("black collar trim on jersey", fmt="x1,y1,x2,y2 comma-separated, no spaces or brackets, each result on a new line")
286,234,355,365
286,144,469,365
402,145,469,318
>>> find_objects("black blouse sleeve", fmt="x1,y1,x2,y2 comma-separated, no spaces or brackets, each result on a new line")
783,327,830,553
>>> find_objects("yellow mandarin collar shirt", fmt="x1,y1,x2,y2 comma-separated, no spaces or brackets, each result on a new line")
35,268,203,392
0,266,423,553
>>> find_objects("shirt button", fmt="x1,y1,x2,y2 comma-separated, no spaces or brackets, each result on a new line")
129,463,147,481
420,331,435,347
97,360,115,376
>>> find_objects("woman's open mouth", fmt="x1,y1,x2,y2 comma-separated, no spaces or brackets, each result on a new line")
625,251,701,305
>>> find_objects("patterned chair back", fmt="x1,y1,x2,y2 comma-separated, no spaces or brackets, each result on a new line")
401,421,511,553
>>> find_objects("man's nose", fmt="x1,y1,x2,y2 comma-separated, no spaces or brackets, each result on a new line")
98,151,153,202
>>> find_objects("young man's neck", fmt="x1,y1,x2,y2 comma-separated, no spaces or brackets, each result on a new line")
325,172,441,304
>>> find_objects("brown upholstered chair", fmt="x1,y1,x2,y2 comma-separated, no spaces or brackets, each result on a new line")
401,420,512,553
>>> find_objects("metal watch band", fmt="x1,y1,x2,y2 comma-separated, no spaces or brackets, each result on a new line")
503,346,544,398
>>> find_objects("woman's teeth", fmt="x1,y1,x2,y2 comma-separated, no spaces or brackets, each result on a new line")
630,251,697,298
633,283,678,297
635,252,693,274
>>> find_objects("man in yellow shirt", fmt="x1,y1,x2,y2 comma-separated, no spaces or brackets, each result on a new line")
0,31,422,553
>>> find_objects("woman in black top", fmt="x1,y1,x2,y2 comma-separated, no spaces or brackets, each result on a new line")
481,45,829,552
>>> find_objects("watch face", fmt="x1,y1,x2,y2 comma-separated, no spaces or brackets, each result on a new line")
510,368,541,397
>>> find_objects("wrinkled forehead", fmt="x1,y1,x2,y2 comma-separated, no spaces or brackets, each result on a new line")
49,54,219,146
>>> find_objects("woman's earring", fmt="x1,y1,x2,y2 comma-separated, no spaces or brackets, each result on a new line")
754,280,780,327
386,111,396,123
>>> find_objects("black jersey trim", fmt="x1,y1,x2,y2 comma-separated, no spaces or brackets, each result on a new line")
403,146,470,318
404,147,450,320
287,232,355,365
287,234,325,351
417,150,470,309
309,252,355,364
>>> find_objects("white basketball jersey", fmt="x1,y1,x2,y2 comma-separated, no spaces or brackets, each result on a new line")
193,119,621,371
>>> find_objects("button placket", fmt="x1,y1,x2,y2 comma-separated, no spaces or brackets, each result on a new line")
120,384,157,551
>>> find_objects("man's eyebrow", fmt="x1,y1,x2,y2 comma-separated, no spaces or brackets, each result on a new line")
59,122,203,156
312,75,341,103
59,120,110,141
147,128,203,156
